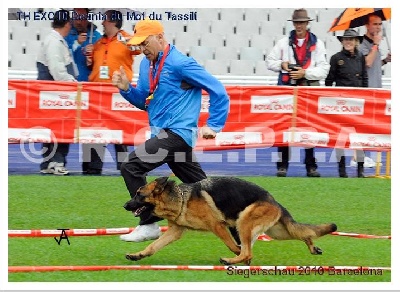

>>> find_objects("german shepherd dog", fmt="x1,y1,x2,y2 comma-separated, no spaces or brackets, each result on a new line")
123,177,337,265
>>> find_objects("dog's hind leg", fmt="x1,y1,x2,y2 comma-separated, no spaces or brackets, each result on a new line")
303,238,323,255
220,203,281,265
126,223,185,261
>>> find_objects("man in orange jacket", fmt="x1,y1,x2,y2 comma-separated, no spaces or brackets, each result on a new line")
84,10,140,174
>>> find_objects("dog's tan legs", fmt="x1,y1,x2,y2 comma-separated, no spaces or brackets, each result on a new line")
303,238,323,255
224,223,254,265
210,223,241,255
220,204,280,265
126,223,185,261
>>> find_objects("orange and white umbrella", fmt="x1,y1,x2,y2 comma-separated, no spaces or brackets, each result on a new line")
328,8,391,32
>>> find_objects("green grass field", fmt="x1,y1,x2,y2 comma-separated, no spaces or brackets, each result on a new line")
8,175,391,283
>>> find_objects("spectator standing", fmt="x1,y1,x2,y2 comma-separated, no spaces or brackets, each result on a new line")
64,8,103,175
112,18,230,242
358,13,391,173
359,13,391,88
266,8,330,177
37,9,76,175
325,29,368,178
85,10,139,174
65,8,102,81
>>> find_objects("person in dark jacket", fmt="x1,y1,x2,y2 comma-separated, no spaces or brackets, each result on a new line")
325,29,368,178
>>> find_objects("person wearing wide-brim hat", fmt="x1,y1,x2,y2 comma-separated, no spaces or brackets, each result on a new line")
287,8,314,22
337,29,364,43
266,8,329,178
325,28,368,178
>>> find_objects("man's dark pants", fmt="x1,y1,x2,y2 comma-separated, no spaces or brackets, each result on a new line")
277,146,317,172
120,129,207,225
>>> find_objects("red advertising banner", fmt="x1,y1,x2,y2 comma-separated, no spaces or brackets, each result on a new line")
8,80,391,151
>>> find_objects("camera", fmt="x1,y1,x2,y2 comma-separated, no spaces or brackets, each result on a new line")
288,64,301,86
288,64,300,71
288,64,300,85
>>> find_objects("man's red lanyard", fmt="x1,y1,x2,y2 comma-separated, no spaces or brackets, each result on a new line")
145,45,170,108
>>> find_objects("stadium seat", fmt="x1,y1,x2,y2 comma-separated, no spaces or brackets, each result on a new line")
199,32,225,48
309,21,333,38
196,8,221,22
26,19,52,29
267,8,292,22
214,47,239,62
235,21,261,35
11,26,39,42
260,21,284,37
271,34,285,47
243,8,269,22
229,60,255,76
163,20,186,34
186,20,211,34
383,63,391,77
225,33,250,48
325,35,342,58
250,33,274,52
255,60,278,76
204,59,229,75
8,40,24,55
316,8,344,23
38,27,52,41
173,31,200,54
219,8,245,22
189,46,214,63
210,20,234,35
255,60,268,76
239,47,264,61
10,53,37,70
8,20,26,29
23,40,43,55
283,21,295,36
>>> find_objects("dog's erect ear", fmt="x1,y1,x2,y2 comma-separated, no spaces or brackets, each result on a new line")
155,176,169,186
154,177,169,194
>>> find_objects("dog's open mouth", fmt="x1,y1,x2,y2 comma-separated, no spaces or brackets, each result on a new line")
134,206,147,217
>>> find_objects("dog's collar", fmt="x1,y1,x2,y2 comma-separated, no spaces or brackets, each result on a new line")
175,189,185,221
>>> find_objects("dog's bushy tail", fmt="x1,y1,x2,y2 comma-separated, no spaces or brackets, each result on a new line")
274,206,337,240
285,219,337,239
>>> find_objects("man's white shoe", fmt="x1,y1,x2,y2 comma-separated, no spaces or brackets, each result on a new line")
350,157,380,168
40,162,69,175
120,223,162,242
52,163,69,175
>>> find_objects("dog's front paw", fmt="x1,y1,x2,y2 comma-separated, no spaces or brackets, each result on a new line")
312,246,323,255
125,253,144,261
